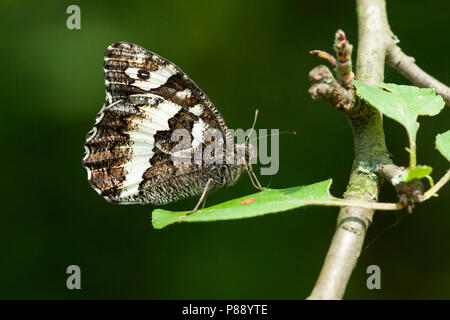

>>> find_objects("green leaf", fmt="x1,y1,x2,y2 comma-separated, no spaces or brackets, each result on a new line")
436,130,450,162
152,179,336,229
401,165,433,182
354,81,445,167
354,81,445,140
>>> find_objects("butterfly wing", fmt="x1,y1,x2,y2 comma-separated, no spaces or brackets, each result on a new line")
83,42,238,204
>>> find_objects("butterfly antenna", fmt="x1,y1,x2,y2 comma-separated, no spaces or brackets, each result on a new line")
257,130,296,140
246,109,259,146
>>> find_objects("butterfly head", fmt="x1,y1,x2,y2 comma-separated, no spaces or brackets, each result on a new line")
227,109,264,190
228,142,260,188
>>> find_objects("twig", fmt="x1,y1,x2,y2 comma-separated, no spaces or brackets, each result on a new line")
309,30,356,111
423,169,450,201
386,44,450,106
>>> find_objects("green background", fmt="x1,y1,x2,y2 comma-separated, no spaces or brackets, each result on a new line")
1,0,449,299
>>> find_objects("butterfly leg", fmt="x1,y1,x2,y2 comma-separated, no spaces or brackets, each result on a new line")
245,162,265,191
177,178,215,221
200,195,208,209
187,178,214,215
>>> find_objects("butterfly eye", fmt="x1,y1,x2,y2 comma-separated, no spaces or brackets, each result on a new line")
137,69,150,80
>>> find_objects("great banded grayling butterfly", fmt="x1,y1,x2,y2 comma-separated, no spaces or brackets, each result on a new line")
82,42,262,213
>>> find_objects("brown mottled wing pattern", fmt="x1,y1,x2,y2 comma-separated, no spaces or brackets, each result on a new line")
83,42,240,205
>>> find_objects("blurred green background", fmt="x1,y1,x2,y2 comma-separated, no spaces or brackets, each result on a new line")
0,0,449,299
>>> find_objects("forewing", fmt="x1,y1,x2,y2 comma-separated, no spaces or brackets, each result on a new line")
83,42,232,204
103,42,229,131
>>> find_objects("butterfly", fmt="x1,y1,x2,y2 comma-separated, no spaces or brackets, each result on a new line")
82,42,262,213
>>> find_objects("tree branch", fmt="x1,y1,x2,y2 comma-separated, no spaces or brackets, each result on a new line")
308,0,394,300
423,169,450,201
386,44,450,106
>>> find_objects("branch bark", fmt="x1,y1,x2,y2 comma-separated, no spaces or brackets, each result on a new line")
308,0,394,300
386,44,450,106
